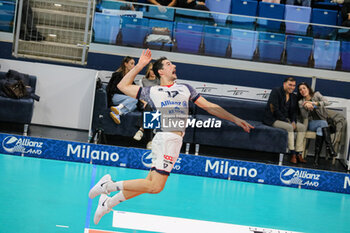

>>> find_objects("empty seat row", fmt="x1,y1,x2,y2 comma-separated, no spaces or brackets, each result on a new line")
92,14,350,71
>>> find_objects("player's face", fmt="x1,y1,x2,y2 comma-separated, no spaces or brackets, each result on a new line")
160,60,177,80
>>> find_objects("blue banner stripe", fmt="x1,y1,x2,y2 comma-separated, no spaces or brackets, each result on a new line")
0,133,349,195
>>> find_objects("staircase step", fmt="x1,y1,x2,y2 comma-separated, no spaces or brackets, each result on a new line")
32,8,91,29
17,40,85,62
36,25,89,45
30,0,93,14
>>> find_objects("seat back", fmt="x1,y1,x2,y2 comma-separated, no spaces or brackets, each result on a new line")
175,9,214,25
311,8,337,38
284,5,311,35
230,29,258,60
203,25,231,57
174,22,204,54
229,0,258,29
206,0,231,25
93,13,121,44
196,94,267,122
341,41,350,71
257,2,285,32
121,16,149,47
0,0,15,32
313,39,340,70
286,35,313,66
258,32,285,63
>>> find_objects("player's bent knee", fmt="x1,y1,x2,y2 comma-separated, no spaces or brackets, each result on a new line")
149,184,164,194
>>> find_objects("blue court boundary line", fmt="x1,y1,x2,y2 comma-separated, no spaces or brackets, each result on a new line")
85,164,97,230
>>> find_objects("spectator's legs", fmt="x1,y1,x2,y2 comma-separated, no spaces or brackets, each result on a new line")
112,94,138,115
301,0,311,7
273,120,295,151
295,122,306,153
285,0,295,5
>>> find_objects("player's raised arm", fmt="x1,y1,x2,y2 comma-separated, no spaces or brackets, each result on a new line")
194,96,254,133
118,49,152,98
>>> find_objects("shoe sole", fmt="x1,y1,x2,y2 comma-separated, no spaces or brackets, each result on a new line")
88,174,111,199
110,112,121,124
111,106,120,115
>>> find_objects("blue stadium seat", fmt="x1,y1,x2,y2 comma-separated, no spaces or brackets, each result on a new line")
174,22,204,54
286,35,313,66
0,0,15,32
257,2,285,32
93,13,121,44
311,8,337,38
313,39,340,70
230,29,258,60
120,16,149,47
206,0,231,25
340,41,350,71
229,0,258,30
258,32,285,63
203,25,231,57
143,5,175,21
284,5,311,35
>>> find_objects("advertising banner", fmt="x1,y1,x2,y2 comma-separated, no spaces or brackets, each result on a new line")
1,133,349,194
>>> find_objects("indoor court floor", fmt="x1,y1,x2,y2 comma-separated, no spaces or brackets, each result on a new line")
1,153,350,233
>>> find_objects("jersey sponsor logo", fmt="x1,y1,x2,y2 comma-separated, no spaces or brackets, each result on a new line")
164,155,175,162
163,163,168,169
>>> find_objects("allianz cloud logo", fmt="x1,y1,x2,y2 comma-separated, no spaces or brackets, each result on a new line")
280,168,320,187
142,151,153,168
2,136,43,154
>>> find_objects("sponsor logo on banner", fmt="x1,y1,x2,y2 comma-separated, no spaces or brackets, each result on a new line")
205,160,258,178
344,176,350,189
2,136,43,155
280,168,320,187
227,89,249,96
256,91,270,100
66,144,119,162
142,151,153,168
195,86,218,93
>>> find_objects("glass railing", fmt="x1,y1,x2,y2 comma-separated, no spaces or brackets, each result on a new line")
91,1,350,72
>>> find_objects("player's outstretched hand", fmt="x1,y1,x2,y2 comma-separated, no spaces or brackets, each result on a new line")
237,120,254,133
138,49,152,67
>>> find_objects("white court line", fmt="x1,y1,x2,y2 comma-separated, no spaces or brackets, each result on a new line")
56,225,69,228
113,211,301,233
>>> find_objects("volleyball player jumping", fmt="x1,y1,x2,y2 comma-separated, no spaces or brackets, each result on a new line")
89,49,254,224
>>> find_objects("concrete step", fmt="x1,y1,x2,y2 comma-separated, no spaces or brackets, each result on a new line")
36,25,90,45
32,7,91,30
30,0,93,14
17,40,86,62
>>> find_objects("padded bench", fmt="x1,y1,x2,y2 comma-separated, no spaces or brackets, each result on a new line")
0,71,37,135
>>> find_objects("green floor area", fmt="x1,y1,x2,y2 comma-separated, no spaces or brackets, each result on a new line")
1,154,350,233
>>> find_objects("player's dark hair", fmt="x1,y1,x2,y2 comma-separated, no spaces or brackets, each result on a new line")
153,57,167,79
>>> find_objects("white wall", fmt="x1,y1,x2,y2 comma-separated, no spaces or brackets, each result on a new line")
0,59,97,130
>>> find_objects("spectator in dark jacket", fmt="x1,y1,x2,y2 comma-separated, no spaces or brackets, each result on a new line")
263,77,307,164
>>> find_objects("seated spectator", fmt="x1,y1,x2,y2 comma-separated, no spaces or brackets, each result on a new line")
341,0,350,27
107,56,138,125
263,77,307,164
177,0,210,11
286,0,310,7
297,82,346,166
133,63,160,149
148,0,177,7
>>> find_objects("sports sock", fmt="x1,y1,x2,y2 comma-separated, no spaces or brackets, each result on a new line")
106,181,124,192
117,104,124,109
107,191,126,209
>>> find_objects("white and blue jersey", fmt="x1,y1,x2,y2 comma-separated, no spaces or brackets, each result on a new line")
136,83,200,132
